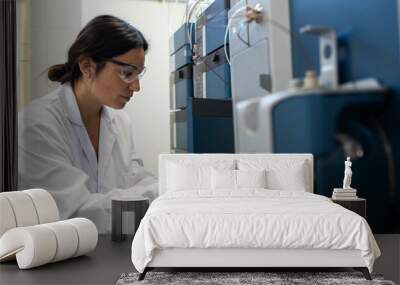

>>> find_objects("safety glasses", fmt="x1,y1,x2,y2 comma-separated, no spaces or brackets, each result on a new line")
101,58,146,83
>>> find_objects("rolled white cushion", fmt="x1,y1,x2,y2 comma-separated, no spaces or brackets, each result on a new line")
62,218,98,257
0,218,98,269
0,226,57,269
1,192,39,227
42,222,79,262
23,189,59,223
0,196,17,237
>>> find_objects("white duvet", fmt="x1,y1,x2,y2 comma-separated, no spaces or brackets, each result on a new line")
131,190,380,273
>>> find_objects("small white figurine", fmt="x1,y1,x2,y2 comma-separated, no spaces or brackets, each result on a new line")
342,157,353,189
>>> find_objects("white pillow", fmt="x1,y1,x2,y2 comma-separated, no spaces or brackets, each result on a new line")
237,169,267,188
211,169,267,190
167,163,208,191
237,159,308,191
266,167,306,191
167,160,235,191
211,169,236,189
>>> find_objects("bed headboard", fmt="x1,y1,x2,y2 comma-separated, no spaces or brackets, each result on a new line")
158,153,314,195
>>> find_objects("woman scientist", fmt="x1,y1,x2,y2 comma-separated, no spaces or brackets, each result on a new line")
18,15,157,233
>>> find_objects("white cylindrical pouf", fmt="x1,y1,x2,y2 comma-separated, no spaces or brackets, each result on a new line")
23,189,60,223
1,192,39,227
0,226,57,269
42,222,79,262
63,218,98,257
0,196,17,237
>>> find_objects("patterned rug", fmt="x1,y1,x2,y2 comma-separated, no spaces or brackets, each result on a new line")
116,271,396,285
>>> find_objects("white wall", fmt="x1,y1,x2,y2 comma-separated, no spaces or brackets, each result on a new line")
30,0,82,100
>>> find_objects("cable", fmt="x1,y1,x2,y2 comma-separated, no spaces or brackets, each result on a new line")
181,2,189,26
224,6,248,65
185,0,213,52
182,0,199,52
185,0,200,48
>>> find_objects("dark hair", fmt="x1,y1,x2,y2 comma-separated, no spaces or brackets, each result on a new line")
48,15,148,86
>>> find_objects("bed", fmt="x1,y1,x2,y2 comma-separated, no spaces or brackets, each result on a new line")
131,154,380,280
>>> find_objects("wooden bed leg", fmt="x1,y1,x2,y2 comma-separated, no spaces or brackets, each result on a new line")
354,267,371,280
138,268,148,281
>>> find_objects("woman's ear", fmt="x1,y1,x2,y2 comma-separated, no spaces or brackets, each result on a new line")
78,57,95,80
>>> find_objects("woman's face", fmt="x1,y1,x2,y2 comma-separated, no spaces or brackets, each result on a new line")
92,48,146,109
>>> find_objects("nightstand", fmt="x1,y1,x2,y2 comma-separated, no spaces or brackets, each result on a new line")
112,197,149,242
331,198,366,219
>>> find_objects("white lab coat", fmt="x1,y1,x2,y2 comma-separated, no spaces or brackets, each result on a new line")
18,84,158,233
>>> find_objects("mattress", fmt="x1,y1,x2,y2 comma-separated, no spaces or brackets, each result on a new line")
131,190,380,273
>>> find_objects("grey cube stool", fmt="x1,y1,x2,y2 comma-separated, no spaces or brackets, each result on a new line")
112,197,149,242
